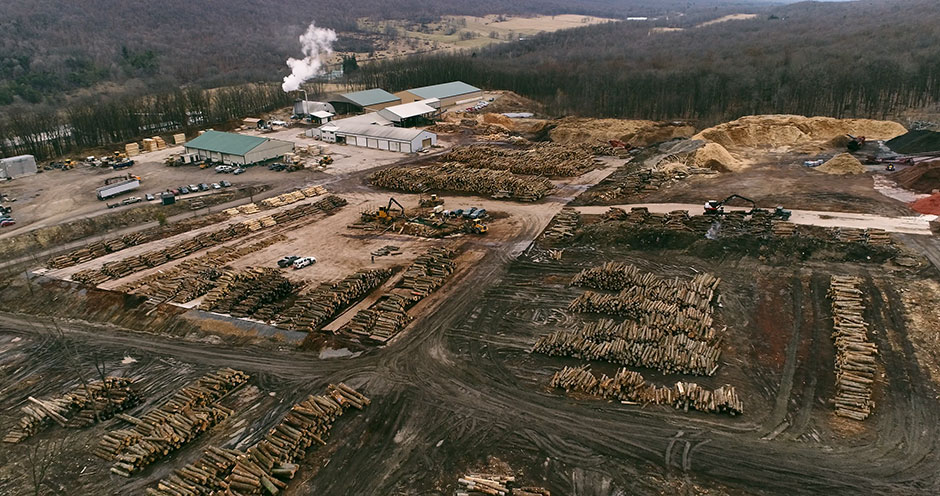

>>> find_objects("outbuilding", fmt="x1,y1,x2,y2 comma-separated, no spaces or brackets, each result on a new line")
242,117,265,129
310,110,334,125
328,89,401,114
183,131,294,165
396,81,483,108
316,123,436,152
378,99,439,127
0,154,37,179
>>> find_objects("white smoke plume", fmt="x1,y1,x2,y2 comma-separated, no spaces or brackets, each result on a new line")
281,21,337,92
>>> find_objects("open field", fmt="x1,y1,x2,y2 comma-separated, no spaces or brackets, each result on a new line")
2,110,940,495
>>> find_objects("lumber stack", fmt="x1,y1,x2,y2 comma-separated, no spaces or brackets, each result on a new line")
543,208,581,240
533,319,721,376
865,228,891,245
145,383,369,496
551,366,742,415
98,369,248,475
828,275,877,420
772,221,797,237
370,163,554,202
173,133,186,145
4,377,138,444
443,142,597,177
273,268,393,331
125,143,140,157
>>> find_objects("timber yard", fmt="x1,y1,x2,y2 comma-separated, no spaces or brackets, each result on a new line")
2,82,940,496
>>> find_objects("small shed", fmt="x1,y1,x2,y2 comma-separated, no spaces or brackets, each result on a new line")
378,101,438,127
0,154,37,179
243,118,266,129
311,110,334,125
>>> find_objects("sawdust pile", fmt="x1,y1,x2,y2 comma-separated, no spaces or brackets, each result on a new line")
911,192,940,215
817,153,867,175
484,91,544,115
481,113,515,130
693,115,907,150
890,160,940,193
549,117,695,147
689,142,745,172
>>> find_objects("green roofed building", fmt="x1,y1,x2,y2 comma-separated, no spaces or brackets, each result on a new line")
183,130,294,165
396,81,482,108
329,88,401,114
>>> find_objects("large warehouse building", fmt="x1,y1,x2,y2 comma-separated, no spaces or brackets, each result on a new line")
315,123,436,153
328,89,401,114
396,81,483,108
0,154,37,180
183,131,294,165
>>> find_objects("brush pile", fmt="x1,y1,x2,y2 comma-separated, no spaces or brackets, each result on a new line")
97,369,248,476
551,365,742,415
273,268,393,332
443,143,597,177
145,383,369,496
4,378,138,444
828,275,878,420
370,163,554,202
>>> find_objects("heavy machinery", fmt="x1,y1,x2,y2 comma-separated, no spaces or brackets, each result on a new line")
847,134,867,152
704,194,791,220
465,220,488,234
319,155,333,166
362,197,405,223
419,194,444,208
105,173,140,185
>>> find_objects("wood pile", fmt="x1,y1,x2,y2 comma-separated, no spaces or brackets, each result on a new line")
125,143,140,157
443,143,597,177
145,383,368,495
200,268,302,319
543,208,580,240
97,369,248,475
551,366,742,415
273,268,393,331
370,163,554,202
143,138,157,152
772,221,797,237
533,319,721,376
828,275,877,420
4,378,138,444
173,133,187,145
340,248,457,342
866,229,891,245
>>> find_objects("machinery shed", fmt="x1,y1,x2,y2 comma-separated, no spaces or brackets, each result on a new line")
396,81,482,108
0,154,37,179
317,123,436,153
377,100,439,127
329,89,401,114
183,131,294,165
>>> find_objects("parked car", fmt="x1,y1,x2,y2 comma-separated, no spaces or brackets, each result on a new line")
198,183,209,191
121,196,142,205
277,255,300,268
233,168,246,175
292,256,316,270
470,208,486,219
211,183,221,189
188,184,199,192
220,180,232,187
107,203,119,209
145,193,155,201
0,217,15,227
179,186,190,194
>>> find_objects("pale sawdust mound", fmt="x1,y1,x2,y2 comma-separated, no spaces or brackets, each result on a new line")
690,142,746,172
817,153,867,175
549,117,695,147
481,113,514,130
693,115,907,150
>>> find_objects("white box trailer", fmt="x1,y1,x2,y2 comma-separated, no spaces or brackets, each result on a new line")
96,178,140,200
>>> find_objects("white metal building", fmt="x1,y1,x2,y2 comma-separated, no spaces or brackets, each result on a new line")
0,154,37,179
378,99,439,127
183,131,294,165
316,123,436,152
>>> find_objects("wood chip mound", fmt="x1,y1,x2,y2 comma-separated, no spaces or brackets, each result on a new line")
817,153,867,175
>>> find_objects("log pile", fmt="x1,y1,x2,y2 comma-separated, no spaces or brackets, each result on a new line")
200,268,302,319
340,248,457,342
370,163,554,202
443,143,597,177
533,319,721,376
551,366,742,415
542,208,580,240
3,378,138,444
145,383,369,495
99,369,248,476
828,275,877,420
273,268,393,331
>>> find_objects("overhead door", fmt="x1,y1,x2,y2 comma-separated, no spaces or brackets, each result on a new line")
356,136,367,147
421,138,432,149
367,138,378,149
401,143,411,153
378,139,389,150
389,141,399,152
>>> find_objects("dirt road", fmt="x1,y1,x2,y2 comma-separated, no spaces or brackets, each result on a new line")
574,203,937,235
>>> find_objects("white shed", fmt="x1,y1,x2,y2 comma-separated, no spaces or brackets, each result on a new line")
0,154,37,179
319,123,436,152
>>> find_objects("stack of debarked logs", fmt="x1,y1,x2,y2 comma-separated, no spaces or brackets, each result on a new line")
369,163,554,202
828,275,877,420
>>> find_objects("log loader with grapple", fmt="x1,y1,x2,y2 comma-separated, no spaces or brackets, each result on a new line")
704,194,791,220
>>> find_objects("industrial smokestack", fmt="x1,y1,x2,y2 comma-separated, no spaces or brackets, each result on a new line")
282,21,337,92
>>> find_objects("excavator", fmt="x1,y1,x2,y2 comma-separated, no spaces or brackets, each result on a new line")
362,197,405,223
704,194,792,220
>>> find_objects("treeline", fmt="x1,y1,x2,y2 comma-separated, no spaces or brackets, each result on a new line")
0,84,290,161
352,0,940,123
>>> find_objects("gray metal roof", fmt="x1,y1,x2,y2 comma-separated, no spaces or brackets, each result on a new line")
330,123,433,141
407,81,481,100
337,88,400,107
378,101,437,120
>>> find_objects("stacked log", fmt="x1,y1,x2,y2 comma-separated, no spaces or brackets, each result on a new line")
533,319,721,376
543,208,581,240
3,377,139,444
457,474,515,495
828,275,877,420
370,163,554,202
443,143,597,177
200,268,301,318
550,366,742,415
865,229,891,246
145,383,368,496
772,221,797,237
273,268,393,331
339,248,457,342
97,368,248,470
